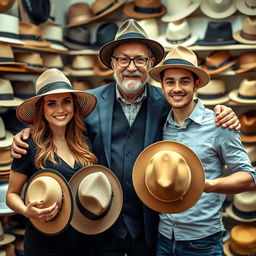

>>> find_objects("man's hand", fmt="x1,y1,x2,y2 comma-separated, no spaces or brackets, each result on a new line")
11,128,32,158
214,105,241,130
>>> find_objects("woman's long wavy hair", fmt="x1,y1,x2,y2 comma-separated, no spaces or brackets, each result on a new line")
32,94,97,169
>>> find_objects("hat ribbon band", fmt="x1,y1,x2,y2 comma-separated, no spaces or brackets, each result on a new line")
240,130,256,136
76,191,114,221
197,92,226,99
163,58,195,67
245,2,256,8
231,204,256,220
240,31,256,41
37,82,72,95
134,5,162,14
117,32,147,40
20,62,44,69
0,135,6,141
0,94,14,100
72,67,93,71
46,39,64,46
206,56,234,70
0,31,19,39
94,0,117,16
0,57,15,63
166,34,191,44
238,93,256,100
99,67,110,71
204,37,234,42
19,34,42,41
14,93,35,99
0,161,12,167
64,36,90,46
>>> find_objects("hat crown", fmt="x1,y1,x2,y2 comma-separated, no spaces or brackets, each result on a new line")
205,0,233,10
238,78,256,97
242,16,256,35
135,0,162,8
239,51,256,67
167,0,194,12
137,18,159,40
205,50,232,66
145,151,191,202
0,117,7,142
239,110,256,134
166,20,191,41
72,55,95,69
12,80,36,99
0,14,19,34
0,79,14,95
0,43,14,59
92,0,115,15
234,191,256,212
68,2,93,26
41,24,63,41
19,21,42,37
42,54,63,68
197,79,226,94
14,52,43,66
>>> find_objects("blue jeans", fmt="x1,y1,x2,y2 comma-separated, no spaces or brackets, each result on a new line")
156,232,224,256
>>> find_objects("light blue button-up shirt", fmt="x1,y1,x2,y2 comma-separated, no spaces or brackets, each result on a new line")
159,100,256,241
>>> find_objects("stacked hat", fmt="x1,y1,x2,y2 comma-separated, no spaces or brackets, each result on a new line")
42,54,65,71
235,51,256,74
239,110,256,143
94,57,113,76
236,0,256,16
12,80,36,100
137,19,159,41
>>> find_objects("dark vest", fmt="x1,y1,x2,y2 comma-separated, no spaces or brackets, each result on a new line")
110,100,147,239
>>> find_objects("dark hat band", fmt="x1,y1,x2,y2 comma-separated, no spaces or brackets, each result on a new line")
72,67,93,71
0,57,15,63
231,204,256,220
240,130,256,136
94,0,117,16
46,38,64,46
19,34,43,41
206,56,233,70
238,93,256,100
240,31,256,41
76,190,114,221
0,31,19,39
204,37,233,42
0,161,12,167
0,94,14,100
197,92,226,100
37,81,72,95
117,32,147,40
134,5,162,14
230,246,250,256
166,34,191,44
163,58,195,67
14,93,35,99
0,135,6,141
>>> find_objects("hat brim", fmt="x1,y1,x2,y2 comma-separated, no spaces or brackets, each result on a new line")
0,66,27,72
132,141,205,214
235,65,256,74
196,94,230,105
0,62,27,67
99,37,165,69
223,240,233,256
196,39,238,46
149,63,210,87
24,169,73,235
0,131,13,148
69,165,123,235
233,31,256,45
16,89,97,125
236,0,256,15
229,89,256,104
0,234,15,246
0,97,23,107
226,204,256,222
21,40,52,48
123,2,167,19
0,37,25,45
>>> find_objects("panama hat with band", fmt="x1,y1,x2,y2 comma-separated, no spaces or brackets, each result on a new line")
24,169,73,235
239,110,256,143
69,165,123,235
132,141,205,213
236,0,256,16
99,19,165,69
16,68,97,125
149,45,209,87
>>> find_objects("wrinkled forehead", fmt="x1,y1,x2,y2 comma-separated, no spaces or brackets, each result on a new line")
114,42,151,57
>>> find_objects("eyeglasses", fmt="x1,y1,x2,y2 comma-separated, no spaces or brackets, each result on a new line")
112,56,150,67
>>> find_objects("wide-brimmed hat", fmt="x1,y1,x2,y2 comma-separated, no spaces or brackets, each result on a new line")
236,0,256,16
229,78,256,104
239,110,256,143
149,45,209,87
94,58,113,76
161,0,200,23
16,68,97,125
69,165,123,235
0,221,15,245
137,18,159,40
197,21,237,46
235,51,256,74
0,14,24,45
123,0,166,19
0,0,15,12
99,19,165,69
223,224,256,256
196,79,230,105
42,54,65,71
233,16,256,45
158,19,198,48
132,141,205,213
24,169,73,235
200,0,237,19
201,50,237,75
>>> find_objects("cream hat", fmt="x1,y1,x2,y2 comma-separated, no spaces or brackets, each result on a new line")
236,0,256,16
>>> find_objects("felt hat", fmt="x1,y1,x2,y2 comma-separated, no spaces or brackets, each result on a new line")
201,50,237,75
132,141,205,213
239,110,256,143
0,221,15,245
0,14,24,45
196,79,230,105
73,80,93,91
235,0,256,16
0,117,12,149
69,165,123,235
223,224,256,256
0,182,14,215
12,80,36,100
24,169,73,235
149,45,209,87
161,0,200,23
0,0,15,13
233,16,256,45
137,18,159,40
94,57,114,76
157,19,198,48
200,0,237,19
235,51,256,74
16,68,97,125
229,78,256,104
197,21,237,46
99,19,165,69
41,54,65,71
123,0,167,19
0,147,12,171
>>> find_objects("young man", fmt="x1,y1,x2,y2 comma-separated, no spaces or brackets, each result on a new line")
12,20,240,256
149,45,256,256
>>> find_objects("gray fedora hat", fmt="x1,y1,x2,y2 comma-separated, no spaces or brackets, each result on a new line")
99,19,165,69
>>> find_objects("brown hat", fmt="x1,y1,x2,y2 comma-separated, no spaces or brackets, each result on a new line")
235,51,256,74
239,110,256,143
24,169,73,235
99,19,165,69
12,80,36,100
69,165,123,235
201,50,237,75
0,0,15,12
132,141,205,213
41,54,64,71
0,148,12,171
16,68,97,125
94,58,113,76
123,0,167,19
149,45,209,87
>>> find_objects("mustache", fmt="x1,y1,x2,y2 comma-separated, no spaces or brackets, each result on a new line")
122,70,142,76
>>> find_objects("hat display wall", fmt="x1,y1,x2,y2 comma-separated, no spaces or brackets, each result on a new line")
73,80,93,91
239,110,256,143
42,54,64,71
0,14,24,45
149,45,209,87
161,0,201,23
236,0,256,16
233,16,256,45
229,78,256,104
94,58,113,76
197,21,237,46
200,0,237,19
99,19,165,69
12,80,36,100
0,182,14,215
69,165,123,235
0,0,15,13
196,79,230,105
0,221,15,245
137,18,159,40
123,0,167,19
201,50,237,75
235,51,256,74
224,224,256,256
158,19,198,48
24,169,73,235
132,141,205,213
0,79,23,107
